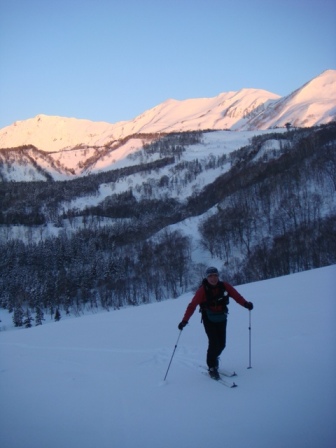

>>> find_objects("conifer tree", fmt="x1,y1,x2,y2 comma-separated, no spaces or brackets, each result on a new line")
35,306,45,326
54,309,61,321
23,309,33,328
13,305,24,327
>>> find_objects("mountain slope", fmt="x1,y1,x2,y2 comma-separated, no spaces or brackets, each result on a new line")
0,70,335,159
239,69,336,130
0,88,278,153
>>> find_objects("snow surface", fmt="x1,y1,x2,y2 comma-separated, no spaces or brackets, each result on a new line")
1,265,335,448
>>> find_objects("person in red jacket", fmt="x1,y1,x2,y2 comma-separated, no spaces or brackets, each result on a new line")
178,266,253,380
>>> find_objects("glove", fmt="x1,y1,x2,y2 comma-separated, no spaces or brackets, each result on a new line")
244,301,254,310
178,320,188,330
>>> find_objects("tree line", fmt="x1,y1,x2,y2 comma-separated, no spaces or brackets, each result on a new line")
1,228,192,327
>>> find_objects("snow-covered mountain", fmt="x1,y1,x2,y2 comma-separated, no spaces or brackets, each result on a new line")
239,69,336,130
0,89,280,153
0,70,335,157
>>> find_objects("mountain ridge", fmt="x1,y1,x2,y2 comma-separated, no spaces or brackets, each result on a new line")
1,70,335,154
0,70,335,181
0,87,279,153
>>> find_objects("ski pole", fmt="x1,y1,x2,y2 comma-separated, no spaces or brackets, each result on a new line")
164,330,182,381
247,310,252,369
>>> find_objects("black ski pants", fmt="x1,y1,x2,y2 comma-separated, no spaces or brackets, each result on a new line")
202,313,227,369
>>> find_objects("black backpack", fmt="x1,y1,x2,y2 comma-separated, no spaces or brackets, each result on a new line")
200,279,229,321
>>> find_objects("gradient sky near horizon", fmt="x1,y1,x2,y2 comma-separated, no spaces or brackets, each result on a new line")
0,0,335,129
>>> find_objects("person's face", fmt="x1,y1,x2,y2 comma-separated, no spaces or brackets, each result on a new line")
207,273,219,286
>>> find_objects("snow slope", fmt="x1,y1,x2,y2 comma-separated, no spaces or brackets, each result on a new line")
0,70,335,154
241,69,336,130
1,265,335,448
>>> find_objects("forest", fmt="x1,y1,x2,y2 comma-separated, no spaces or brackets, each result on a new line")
0,124,335,327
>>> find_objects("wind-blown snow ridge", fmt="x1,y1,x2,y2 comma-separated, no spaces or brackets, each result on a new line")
0,70,335,153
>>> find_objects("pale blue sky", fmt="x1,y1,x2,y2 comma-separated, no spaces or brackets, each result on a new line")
0,0,335,129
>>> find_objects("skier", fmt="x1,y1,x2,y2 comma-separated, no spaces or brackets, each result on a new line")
178,266,253,380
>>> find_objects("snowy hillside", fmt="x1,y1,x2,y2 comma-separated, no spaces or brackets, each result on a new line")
240,69,336,130
0,128,288,243
0,70,335,158
0,265,335,448
0,126,286,181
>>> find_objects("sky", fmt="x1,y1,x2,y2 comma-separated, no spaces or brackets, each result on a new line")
0,0,335,130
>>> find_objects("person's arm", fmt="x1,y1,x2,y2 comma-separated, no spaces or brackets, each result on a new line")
224,282,253,309
178,287,205,329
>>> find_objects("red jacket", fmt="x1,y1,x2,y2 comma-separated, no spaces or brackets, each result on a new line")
182,281,247,322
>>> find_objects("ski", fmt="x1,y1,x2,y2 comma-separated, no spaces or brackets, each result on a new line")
199,365,237,378
201,371,238,388
218,368,237,378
